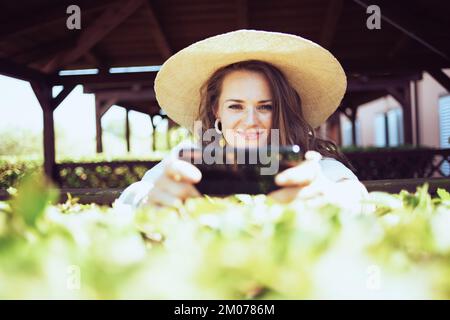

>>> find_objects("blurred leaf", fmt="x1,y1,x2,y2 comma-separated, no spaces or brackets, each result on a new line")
10,173,59,228
437,188,450,201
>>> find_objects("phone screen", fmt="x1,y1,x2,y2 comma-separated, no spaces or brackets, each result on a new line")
178,145,304,195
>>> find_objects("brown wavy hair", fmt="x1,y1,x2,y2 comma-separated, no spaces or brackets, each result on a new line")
197,60,352,168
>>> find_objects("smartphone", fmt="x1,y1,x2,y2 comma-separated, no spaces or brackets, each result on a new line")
178,145,304,195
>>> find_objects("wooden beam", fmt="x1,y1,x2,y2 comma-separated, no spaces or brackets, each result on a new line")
42,0,144,73
84,85,153,94
352,0,450,62
341,90,387,109
0,57,49,83
236,0,249,29
50,71,157,86
388,34,410,59
52,84,76,110
84,52,101,67
319,0,343,48
387,87,404,105
95,89,156,101
99,98,117,118
427,69,450,92
14,35,78,66
142,0,172,60
85,47,111,72
118,101,161,116
347,74,420,92
348,80,409,92
341,57,450,74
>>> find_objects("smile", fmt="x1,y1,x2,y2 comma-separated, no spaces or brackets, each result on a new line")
236,130,264,140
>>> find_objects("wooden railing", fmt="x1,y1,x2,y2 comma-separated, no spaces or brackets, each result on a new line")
344,148,450,180
1,178,449,205
2,149,448,205
55,160,159,188
54,149,450,188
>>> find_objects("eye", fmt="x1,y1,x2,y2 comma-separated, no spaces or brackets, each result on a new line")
258,104,273,111
228,104,243,110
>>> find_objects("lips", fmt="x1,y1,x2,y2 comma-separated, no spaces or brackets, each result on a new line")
236,130,264,140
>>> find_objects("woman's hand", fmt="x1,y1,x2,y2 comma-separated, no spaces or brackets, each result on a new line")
268,151,366,209
142,158,202,208
268,151,332,203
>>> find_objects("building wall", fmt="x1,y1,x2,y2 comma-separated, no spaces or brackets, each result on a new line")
347,96,400,147
416,70,450,148
340,69,450,148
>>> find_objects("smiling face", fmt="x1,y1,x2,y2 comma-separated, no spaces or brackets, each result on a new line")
215,70,273,148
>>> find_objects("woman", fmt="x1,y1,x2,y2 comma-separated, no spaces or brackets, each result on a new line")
117,30,368,210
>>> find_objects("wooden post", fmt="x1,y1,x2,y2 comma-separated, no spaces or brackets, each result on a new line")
31,82,57,183
125,109,131,152
414,80,420,146
95,96,103,153
403,84,413,145
149,114,156,152
350,107,357,146
388,85,413,145
384,112,390,146
94,97,115,154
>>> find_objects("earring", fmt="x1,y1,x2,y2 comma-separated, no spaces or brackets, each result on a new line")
214,118,222,134
214,118,226,147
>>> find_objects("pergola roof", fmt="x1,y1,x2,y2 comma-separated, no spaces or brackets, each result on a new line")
1,0,450,181
2,0,449,72
1,0,449,113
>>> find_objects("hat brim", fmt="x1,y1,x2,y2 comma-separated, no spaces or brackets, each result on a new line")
154,29,347,130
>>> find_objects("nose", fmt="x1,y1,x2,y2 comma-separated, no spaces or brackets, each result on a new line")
244,107,258,126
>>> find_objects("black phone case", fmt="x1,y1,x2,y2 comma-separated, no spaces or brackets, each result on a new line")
178,145,304,195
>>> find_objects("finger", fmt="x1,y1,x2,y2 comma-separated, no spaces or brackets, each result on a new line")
295,172,335,200
165,159,202,183
275,160,321,187
268,187,300,203
305,150,322,162
295,183,323,200
159,175,201,199
146,188,183,208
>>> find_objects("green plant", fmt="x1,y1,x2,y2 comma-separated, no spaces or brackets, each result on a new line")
0,175,449,299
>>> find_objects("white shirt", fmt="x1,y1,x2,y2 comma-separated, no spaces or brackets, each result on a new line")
116,142,360,208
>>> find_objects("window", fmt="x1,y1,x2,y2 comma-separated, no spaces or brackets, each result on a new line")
439,95,450,175
374,113,386,147
387,108,404,146
374,108,403,147
341,118,360,146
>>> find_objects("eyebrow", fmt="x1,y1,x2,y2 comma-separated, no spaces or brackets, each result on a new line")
224,99,272,103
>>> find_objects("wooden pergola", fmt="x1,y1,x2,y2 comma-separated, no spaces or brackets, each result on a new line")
1,0,450,182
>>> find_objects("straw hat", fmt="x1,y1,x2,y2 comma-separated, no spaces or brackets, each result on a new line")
154,29,346,130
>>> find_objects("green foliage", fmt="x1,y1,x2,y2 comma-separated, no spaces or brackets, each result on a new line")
0,181,449,299
0,159,43,189
9,173,58,227
0,128,43,157
0,157,162,190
